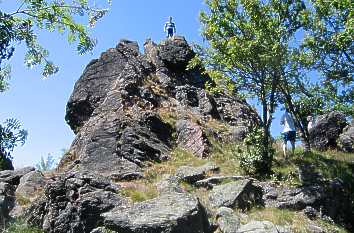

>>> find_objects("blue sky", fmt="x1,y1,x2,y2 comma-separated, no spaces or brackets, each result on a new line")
1,0,284,168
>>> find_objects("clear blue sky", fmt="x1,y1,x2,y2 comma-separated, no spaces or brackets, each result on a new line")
1,0,284,168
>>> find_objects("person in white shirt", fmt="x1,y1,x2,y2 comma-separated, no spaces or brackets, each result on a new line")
280,109,296,158
307,115,313,131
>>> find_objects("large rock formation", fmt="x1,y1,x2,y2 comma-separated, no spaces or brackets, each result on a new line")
309,111,347,151
338,120,354,152
59,36,259,179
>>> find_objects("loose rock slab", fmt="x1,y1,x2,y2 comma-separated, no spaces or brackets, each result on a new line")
209,180,261,210
216,207,240,233
103,192,209,233
175,162,219,184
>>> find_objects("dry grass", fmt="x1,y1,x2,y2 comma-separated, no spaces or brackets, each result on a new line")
242,207,348,233
119,180,158,203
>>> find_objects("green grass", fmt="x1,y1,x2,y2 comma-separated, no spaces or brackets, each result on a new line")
4,219,43,233
119,180,158,203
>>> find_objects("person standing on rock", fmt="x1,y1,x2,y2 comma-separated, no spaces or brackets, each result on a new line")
280,109,296,159
164,16,176,38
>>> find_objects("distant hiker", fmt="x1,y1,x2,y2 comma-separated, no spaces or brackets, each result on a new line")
307,115,314,131
164,16,176,38
280,109,296,159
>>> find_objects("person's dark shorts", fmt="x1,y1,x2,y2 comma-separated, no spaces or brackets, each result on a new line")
282,131,296,143
167,28,173,37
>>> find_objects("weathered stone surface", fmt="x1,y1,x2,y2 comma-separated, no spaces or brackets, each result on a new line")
103,192,210,233
195,176,251,189
209,180,262,210
0,167,35,185
309,111,347,150
176,119,209,157
175,163,219,184
338,120,354,152
156,175,182,193
237,221,283,233
16,171,46,200
215,207,240,233
90,227,118,233
26,172,128,233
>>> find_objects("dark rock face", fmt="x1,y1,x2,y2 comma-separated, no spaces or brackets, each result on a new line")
338,120,354,152
309,111,348,150
103,192,210,233
60,37,259,179
0,182,15,228
25,172,127,233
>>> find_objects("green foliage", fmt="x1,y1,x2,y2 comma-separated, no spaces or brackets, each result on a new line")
4,219,43,233
234,127,275,176
36,153,56,171
0,0,110,79
0,118,27,169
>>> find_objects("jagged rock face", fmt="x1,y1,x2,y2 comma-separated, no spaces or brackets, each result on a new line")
60,36,259,179
338,120,354,152
309,111,348,151
25,172,127,233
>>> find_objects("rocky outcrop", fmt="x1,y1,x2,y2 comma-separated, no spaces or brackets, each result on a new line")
237,221,286,233
258,178,353,226
309,111,347,151
25,172,127,233
59,36,259,179
338,120,354,152
0,182,15,228
103,192,210,233
215,207,240,233
0,167,35,185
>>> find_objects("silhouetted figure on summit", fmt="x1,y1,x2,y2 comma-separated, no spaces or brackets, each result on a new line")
164,16,176,38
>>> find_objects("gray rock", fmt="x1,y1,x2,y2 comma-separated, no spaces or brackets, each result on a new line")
25,172,128,233
306,224,324,233
209,180,262,210
156,175,182,193
16,170,46,201
237,221,280,233
195,175,252,189
0,166,35,185
175,163,219,184
309,111,347,150
216,207,240,233
103,192,210,233
338,120,354,152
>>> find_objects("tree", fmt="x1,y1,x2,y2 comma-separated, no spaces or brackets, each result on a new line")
0,0,110,168
197,0,307,174
0,119,27,170
0,0,110,83
36,153,56,171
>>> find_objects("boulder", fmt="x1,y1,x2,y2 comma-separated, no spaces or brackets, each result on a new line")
338,120,354,152
25,172,128,233
195,175,252,189
103,192,210,233
175,163,219,184
16,170,46,200
215,207,240,233
209,180,262,210
309,111,347,150
0,167,35,185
